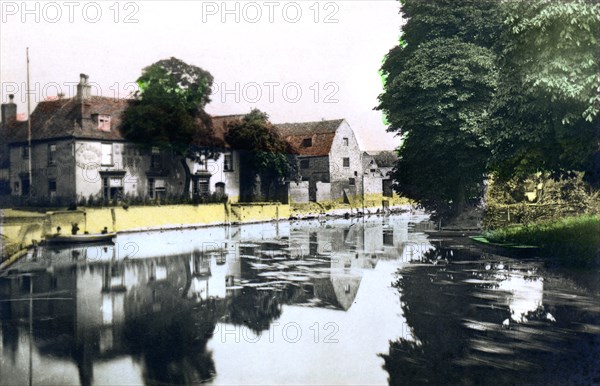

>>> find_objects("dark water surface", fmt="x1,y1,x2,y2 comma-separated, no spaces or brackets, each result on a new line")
1,214,599,385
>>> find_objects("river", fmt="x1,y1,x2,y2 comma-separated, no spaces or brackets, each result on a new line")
0,214,598,385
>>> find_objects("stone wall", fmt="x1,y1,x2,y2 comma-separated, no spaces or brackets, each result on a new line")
328,120,363,201
290,181,309,203
316,181,331,202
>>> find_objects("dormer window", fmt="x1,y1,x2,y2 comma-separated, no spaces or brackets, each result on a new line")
302,138,312,147
93,114,111,132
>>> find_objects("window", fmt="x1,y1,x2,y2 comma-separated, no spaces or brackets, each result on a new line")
302,138,312,147
193,178,210,196
300,159,310,169
96,114,111,132
223,153,233,172
48,179,57,196
148,177,166,199
349,178,355,186
343,137,349,146
22,146,29,159
101,144,113,165
198,180,209,195
48,144,56,165
343,157,350,167
150,147,162,170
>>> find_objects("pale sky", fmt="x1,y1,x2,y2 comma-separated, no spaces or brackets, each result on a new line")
0,0,403,150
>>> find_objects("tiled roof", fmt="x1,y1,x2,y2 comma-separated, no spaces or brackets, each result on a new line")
274,119,344,156
211,114,245,147
5,98,242,148
6,96,130,143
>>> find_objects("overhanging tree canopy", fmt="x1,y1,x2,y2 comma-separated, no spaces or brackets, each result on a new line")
488,0,600,183
377,0,501,218
225,109,298,201
121,57,223,156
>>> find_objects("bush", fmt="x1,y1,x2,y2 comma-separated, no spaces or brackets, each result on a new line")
484,215,600,267
484,174,599,229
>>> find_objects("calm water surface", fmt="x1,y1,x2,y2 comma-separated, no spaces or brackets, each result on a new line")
1,214,599,385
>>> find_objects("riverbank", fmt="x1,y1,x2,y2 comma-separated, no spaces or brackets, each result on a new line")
1,200,411,263
483,214,600,267
290,197,411,219
0,203,288,263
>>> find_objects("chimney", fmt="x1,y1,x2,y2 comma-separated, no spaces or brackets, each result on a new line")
76,73,91,101
1,94,17,128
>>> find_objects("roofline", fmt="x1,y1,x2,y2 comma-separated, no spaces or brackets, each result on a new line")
211,114,246,118
273,118,345,126
9,136,130,145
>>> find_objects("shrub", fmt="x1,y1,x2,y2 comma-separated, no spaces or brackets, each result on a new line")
484,215,600,267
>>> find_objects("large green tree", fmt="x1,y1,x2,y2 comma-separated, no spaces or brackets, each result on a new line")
488,0,600,183
225,109,298,202
378,0,501,218
121,57,223,194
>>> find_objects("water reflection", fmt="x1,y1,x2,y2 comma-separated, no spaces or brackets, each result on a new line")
1,215,599,385
0,215,429,385
381,245,600,385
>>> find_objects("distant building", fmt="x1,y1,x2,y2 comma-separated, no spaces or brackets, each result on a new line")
2,74,241,204
361,152,384,206
275,119,364,203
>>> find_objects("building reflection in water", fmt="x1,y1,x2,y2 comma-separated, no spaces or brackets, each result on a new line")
1,215,432,385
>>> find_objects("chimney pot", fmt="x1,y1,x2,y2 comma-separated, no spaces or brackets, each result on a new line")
77,74,92,102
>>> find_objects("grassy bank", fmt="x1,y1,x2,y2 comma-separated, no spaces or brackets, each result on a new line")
484,215,600,267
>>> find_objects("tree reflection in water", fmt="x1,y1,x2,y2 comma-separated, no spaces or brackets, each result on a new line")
225,287,283,335
381,246,600,385
123,282,220,385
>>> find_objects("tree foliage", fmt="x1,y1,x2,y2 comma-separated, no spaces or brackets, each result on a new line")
378,1,501,218
380,0,599,217
373,151,398,168
121,57,223,157
488,0,600,182
225,109,298,201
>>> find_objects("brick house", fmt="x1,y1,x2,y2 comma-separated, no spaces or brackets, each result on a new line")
275,119,364,203
1,74,240,204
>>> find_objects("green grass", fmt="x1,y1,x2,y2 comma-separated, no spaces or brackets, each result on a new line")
484,215,600,267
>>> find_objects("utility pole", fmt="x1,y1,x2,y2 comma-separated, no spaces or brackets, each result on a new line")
26,48,33,197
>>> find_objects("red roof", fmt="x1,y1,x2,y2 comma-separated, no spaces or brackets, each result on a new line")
274,119,344,157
